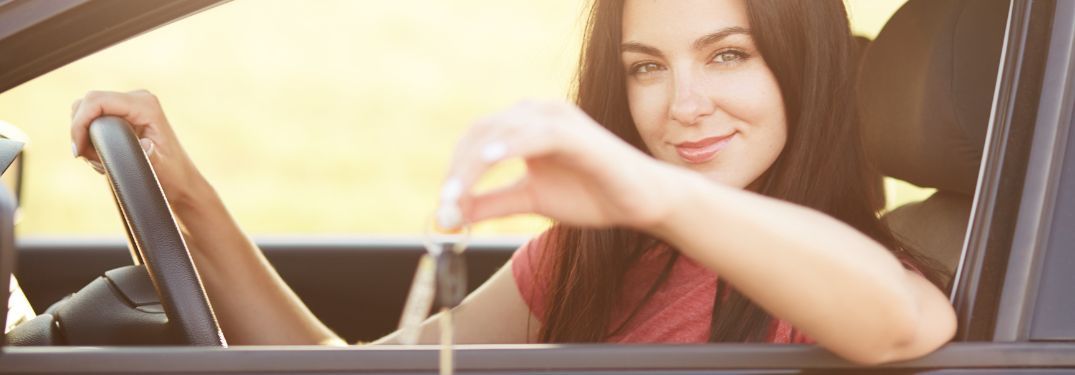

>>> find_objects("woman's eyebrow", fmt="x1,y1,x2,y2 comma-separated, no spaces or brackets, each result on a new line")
620,42,663,58
620,26,752,57
691,26,751,50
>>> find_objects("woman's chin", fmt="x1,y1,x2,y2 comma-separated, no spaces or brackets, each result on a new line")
694,168,752,190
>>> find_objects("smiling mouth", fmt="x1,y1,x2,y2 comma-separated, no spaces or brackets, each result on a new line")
674,133,736,164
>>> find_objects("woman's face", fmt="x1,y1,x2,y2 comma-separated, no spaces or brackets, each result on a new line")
622,0,787,189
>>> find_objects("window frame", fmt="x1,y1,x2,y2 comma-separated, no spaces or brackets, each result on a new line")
949,0,1057,342
993,0,1075,342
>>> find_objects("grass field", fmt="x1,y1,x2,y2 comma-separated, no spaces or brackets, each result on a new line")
0,0,928,237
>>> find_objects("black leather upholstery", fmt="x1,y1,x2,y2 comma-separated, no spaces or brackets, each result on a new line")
6,313,61,346
88,116,225,346
52,266,178,345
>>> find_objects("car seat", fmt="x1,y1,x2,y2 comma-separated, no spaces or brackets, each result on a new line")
857,0,1010,288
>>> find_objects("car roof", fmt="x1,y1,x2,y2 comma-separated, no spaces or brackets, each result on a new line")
0,0,224,94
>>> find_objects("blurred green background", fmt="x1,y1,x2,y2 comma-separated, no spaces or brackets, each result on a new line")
0,0,929,237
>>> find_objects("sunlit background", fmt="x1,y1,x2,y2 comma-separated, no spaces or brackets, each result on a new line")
0,0,928,237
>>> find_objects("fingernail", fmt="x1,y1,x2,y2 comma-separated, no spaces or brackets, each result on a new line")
440,178,463,203
87,160,104,175
71,143,78,158
481,142,507,163
139,138,155,157
436,203,462,230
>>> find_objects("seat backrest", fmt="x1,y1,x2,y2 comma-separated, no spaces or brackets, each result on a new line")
857,0,1010,287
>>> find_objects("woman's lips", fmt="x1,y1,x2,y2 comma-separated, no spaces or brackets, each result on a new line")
674,133,735,164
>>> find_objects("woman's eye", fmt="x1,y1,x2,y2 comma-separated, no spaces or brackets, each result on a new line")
630,62,664,76
712,50,746,64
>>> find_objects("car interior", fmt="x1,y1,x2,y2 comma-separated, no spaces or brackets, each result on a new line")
3,0,1009,349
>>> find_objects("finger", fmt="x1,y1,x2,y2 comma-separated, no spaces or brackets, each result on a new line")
139,138,156,159
460,180,535,224
70,99,82,119
436,101,571,229
71,91,162,162
443,112,555,201
435,128,555,230
435,117,521,229
70,91,134,161
435,124,527,229
84,159,105,175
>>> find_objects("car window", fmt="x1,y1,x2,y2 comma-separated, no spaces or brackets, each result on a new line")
0,0,922,238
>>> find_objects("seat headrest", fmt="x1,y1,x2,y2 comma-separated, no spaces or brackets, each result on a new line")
858,0,1009,195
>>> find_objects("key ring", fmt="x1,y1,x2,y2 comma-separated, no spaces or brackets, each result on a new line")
422,215,470,257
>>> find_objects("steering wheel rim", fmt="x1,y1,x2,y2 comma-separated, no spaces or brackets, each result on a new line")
88,116,226,346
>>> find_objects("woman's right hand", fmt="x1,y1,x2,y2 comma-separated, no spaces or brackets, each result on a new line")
70,90,203,205
438,100,684,232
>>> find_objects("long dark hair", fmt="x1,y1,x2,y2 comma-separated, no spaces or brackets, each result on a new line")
537,0,946,343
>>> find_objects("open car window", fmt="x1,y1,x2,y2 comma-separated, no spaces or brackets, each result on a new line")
0,0,994,341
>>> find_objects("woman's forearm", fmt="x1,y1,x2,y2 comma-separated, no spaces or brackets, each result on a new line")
169,174,345,346
651,168,955,364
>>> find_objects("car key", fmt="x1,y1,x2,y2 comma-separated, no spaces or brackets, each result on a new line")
398,220,468,375
434,238,466,375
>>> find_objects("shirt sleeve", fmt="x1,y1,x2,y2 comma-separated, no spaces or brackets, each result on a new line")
511,228,557,323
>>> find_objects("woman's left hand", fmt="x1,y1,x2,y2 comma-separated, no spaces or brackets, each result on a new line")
439,100,685,230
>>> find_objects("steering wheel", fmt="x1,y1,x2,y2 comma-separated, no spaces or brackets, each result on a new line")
88,116,226,346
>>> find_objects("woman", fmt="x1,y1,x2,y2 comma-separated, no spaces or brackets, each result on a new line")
69,0,956,365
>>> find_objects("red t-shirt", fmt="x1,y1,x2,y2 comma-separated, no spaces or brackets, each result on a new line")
511,230,814,344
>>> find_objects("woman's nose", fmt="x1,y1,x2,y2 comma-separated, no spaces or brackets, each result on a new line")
668,76,715,126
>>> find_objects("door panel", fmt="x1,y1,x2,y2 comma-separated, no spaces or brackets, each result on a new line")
15,238,519,343
2,342,1075,374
